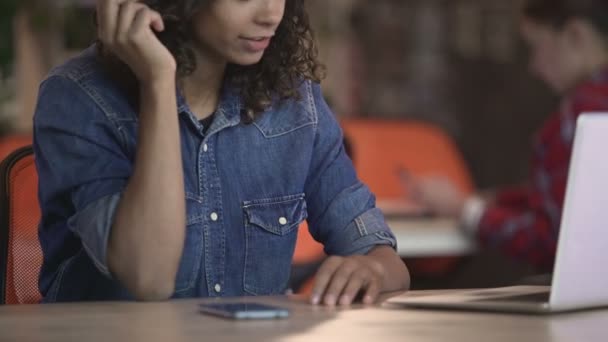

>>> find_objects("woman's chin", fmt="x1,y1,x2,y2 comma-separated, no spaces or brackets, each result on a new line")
230,53,265,66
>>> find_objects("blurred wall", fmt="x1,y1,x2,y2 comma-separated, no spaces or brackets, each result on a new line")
309,0,557,189
8,0,558,190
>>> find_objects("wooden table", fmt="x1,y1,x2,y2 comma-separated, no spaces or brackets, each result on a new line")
387,217,477,257
1,293,607,342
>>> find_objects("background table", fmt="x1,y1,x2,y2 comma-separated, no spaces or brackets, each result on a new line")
388,217,477,257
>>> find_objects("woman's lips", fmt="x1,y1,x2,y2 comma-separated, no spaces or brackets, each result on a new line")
241,37,272,53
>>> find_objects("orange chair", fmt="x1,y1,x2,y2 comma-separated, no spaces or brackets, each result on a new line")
341,119,474,276
340,119,473,199
0,135,32,162
290,221,325,295
0,146,43,304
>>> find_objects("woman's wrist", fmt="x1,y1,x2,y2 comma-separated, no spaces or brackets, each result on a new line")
141,77,176,96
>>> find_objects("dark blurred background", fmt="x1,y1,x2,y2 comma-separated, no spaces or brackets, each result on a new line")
0,0,557,190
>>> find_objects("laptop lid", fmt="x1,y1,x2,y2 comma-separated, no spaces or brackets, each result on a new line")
550,113,608,311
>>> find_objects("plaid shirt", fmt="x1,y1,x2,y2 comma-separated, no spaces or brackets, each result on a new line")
478,70,608,271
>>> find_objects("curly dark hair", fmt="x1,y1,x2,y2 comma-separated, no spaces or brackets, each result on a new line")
97,0,325,120
523,0,608,35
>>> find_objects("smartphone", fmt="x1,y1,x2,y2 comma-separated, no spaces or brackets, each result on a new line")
199,302,290,320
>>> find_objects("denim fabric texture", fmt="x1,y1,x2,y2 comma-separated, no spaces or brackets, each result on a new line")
33,46,397,302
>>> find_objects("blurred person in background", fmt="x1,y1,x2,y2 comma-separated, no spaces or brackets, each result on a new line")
410,0,608,271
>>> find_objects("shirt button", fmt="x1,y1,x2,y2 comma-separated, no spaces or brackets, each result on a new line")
203,144,209,152
279,217,288,225
214,284,221,293
210,212,219,221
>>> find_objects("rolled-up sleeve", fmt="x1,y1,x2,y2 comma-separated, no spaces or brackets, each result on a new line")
66,193,122,277
303,82,397,256
34,75,132,278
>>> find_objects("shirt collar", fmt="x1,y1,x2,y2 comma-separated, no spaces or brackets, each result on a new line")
177,83,242,119
176,83,243,135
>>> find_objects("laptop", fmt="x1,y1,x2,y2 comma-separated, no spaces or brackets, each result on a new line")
388,113,608,314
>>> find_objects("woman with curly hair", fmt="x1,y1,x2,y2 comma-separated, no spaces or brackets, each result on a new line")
33,0,409,304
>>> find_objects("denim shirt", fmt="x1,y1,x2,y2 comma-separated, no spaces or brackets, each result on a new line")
33,46,397,302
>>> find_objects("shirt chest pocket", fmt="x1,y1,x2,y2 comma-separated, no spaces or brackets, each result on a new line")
242,194,308,295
